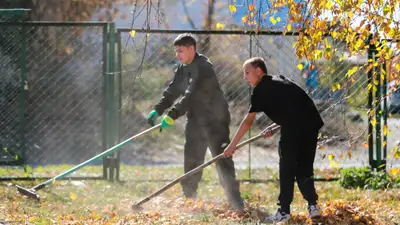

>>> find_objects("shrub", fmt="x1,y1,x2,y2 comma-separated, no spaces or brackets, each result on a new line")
339,166,399,190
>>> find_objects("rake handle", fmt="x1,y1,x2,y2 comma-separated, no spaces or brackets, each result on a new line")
133,123,280,208
32,124,161,191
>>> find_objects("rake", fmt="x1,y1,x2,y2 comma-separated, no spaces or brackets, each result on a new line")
16,124,161,201
132,123,280,210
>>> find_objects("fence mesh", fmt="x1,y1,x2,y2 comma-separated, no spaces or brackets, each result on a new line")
0,18,23,165
1,23,399,180
0,23,107,174
117,30,399,181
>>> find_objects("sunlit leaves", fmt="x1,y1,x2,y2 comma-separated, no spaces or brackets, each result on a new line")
248,4,255,11
347,66,358,77
129,30,136,38
269,16,277,25
332,83,341,92
286,23,292,32
228,5,236,13
396,64,400,71
297,63,303,70
216,23,225,29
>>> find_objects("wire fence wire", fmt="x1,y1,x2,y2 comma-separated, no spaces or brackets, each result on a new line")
0,23,106,171
1,23,399,179
116,30,399,181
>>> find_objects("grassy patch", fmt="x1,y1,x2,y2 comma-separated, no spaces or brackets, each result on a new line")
1,165,399,224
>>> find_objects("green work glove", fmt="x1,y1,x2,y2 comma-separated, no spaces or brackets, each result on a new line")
160,115,174,131
147,110,159,126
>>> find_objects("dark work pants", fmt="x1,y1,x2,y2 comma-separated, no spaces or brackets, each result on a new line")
180,119,244,209
277,127,319,213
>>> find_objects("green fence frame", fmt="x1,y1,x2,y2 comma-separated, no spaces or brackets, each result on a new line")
0,18,121,181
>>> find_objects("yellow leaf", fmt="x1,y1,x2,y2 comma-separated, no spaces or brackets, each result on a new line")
146,33,150,37
348,11,354,18
297,63,304,70
326,0,333,9
348,150,352,158
328,154,335,160
371,119,376,126
347,66,358,77
287,23,292,32
368,83,372,90
269,16,277,25
336,83,341,89
241,16,248,23
130,30,136,37
69,192,77,200
228,4,236,13
389,113,392,118
389,129,392,137
331,31,337,38
216,23,225,29
383,125,387,136
373,62,379,67
248,4,255,11
396,64,400,71
276,17,281,22
383,141,387,147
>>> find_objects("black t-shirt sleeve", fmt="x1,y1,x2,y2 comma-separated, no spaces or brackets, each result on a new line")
248,88,263,113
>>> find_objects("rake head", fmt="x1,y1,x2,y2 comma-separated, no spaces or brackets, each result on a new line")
16,185,40,201
131,203,144,212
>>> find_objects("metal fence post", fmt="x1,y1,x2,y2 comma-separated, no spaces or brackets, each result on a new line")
103,22,119,181
382,60,387,170
102,23,109,179
374,45,382,169
116,31,122,181
19,18,27,166
367,36,374,169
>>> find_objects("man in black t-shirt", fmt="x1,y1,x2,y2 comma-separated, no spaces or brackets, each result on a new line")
224,57,324,223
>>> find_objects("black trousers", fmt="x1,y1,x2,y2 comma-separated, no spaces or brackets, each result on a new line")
277,127,319,213
180,119,244,209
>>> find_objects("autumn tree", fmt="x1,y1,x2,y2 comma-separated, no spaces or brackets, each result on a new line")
233,0,399,80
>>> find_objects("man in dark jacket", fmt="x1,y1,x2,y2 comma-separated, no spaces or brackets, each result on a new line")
147,33,244,212
224,57,324,223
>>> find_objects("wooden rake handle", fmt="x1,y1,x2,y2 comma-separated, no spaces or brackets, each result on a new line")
132,123,281,209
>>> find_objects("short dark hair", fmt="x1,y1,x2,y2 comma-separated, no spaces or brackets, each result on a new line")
173,33,196,49
244,57,268,74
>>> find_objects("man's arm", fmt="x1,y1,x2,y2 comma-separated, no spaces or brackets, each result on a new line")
223,112,256,157
154,67,182,115
167,65,201,120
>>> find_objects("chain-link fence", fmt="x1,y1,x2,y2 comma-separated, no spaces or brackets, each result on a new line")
0,21,109,176
0,9,29,166
114,29,399,181
1,21,399,180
